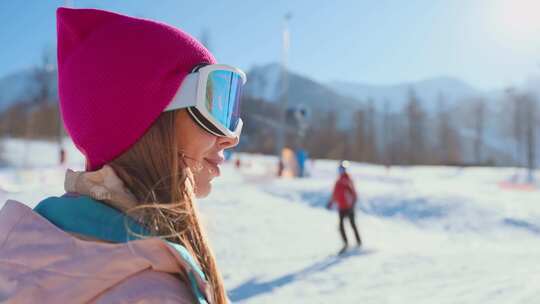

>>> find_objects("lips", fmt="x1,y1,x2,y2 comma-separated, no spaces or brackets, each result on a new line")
204,156,224,177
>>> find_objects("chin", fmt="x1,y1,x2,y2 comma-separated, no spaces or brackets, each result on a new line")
194,182,211,198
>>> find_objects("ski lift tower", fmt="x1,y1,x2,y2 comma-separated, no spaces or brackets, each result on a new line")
276,13,292,157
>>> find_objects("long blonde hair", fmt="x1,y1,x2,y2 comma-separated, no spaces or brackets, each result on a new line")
109,110,226,304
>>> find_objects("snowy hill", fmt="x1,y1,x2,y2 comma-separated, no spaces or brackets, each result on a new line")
1,139,539,303
245,63,484,114
329,76,482,112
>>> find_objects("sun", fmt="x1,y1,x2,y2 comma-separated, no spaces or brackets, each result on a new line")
491,0,540,42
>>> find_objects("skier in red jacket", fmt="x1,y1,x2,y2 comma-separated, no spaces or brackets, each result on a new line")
327,161,362,254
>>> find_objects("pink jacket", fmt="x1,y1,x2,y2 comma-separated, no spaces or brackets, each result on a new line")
0,200,201,303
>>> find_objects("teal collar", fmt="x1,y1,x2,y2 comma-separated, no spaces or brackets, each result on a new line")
34,194,146,243
34,194,209,304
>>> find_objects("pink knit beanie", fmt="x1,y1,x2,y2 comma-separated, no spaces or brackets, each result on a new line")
57,8,216,170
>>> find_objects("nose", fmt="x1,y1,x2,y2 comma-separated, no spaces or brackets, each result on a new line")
217,135,239,150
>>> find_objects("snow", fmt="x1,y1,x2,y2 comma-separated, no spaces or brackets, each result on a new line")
1,139,539,303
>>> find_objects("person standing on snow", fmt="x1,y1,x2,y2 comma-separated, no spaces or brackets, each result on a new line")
0,7,247,304
327,160,362,254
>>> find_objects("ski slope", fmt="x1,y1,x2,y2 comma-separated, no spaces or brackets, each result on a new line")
1,139,539,303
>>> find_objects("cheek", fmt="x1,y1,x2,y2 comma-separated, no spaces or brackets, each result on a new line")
197,135,217,157
177,119,217,160
186,137,216,165
175,110,218,198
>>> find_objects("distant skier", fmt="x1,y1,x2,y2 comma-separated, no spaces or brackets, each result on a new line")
235,157,242,169
327,160,362,254
277,158,284,177
59,148,66,165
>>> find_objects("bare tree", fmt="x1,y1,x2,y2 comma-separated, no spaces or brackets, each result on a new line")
351,109,366,162
524,94,537,182
405,89,426,165
321,111,346,159
437,96,450,164
33,51,55,106
24,50,56,139
437,96,462,165
473,98,485,164
505,89,537,181
507,88,527,167
365,99,377,163
304,111,346,160
382,99,391,166
0,134,4,165
383,111,405,165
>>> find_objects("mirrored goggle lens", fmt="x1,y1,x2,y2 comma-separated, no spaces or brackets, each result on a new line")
205,70,243,132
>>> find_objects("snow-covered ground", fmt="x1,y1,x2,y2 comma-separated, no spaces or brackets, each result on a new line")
1,139,539,303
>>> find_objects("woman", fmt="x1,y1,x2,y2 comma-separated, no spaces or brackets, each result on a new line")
0,7,246,304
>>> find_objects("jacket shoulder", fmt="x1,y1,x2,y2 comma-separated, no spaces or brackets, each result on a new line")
93,270,195,304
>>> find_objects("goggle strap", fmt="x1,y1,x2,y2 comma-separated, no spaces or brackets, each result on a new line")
186,107,226,137
164,73,198,112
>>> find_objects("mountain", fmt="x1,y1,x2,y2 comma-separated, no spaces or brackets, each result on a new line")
0,69,58,111
329,76,482,113
244,63,539,165
0,63,484,115
525,75,540,98
0,69,34,110
245,63,367,128
245,63,485,116
245,63,362,111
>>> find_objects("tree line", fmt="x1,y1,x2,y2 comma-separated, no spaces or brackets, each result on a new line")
0,53,63,142
239,89,538,175
0,56,537,178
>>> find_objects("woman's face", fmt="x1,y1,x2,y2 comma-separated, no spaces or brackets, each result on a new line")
175,110,239,197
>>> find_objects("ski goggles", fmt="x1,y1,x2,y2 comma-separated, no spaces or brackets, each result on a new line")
164,64,247,138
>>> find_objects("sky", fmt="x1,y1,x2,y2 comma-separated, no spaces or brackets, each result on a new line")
1,0,540,91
